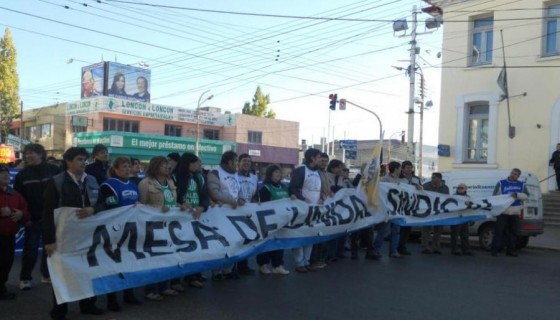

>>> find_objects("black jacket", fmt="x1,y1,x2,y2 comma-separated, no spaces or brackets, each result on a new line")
550,150,560,170
85,159,109,185
13,161,61,220
42,172,103,245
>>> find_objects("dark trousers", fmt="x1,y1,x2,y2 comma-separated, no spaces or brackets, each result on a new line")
236,259,251,271
310,243,326,263
398,226,411,251
256,250,284,268
0,235,16,293
50,289,98,318
492,214,520,253
350,227,373,254
450,223,470,252
20,220,49,281
555,170,560,190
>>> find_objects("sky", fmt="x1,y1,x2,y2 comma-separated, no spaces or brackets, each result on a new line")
0,0,444,147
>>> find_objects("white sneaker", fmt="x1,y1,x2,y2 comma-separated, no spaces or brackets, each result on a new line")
272,265,290,275
259,265,271,274
41,277,52,285
20,280,31,290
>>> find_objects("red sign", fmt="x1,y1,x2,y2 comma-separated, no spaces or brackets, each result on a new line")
0,144,16,164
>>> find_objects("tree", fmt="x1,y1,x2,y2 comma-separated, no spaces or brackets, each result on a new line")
242,86,276,119
0,28,20,143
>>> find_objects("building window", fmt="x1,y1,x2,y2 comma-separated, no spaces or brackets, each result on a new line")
28,126,39,141
544,4,560,56
470,16,493,66
27,124,52,141
103,118,139,133
248,131,262,144
41,124,51,138
164,124,182,137
72,126,87,133
465,103,489,162
203,129,220,140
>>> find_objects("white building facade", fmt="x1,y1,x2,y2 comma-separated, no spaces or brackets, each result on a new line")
428,0,560,192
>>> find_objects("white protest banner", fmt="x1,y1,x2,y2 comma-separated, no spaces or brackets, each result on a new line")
48,186,514,303
48,189,372,304
376,182,515,226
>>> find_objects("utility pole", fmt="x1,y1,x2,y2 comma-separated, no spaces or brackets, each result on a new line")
407,5,418,168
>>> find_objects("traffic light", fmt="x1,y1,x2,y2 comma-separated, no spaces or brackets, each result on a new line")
329,93,338,110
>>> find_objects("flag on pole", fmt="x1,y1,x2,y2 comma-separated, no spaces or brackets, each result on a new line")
497,66,508,101
358,134,384,210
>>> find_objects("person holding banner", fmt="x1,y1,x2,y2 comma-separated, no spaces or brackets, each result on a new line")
99,157,143,311
256,164,293,275
450,183,473,256
491,168,529,258
421,172,449,254
375,161,403,258
235,154,259,275
174,153,209,289
43,147,106,319
397,160,422,256
207,151,241,280
289,148,323,273
324,159,351,261
138,156,179,300
0,165,29,300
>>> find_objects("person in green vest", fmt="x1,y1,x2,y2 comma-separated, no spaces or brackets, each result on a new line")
256,164,294,275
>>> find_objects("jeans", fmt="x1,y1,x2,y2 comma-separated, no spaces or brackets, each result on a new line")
292,245,313,267
373,222,400,254
20,220,49,281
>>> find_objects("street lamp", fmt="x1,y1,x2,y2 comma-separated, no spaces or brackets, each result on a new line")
415,98,432,178
195,90,214,156
388,131,405,161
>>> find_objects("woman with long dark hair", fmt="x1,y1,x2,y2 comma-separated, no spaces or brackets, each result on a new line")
173,152,209,289
108,72,127,97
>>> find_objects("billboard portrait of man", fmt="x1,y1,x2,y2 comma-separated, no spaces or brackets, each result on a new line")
81,63,105,99
131,76,150,102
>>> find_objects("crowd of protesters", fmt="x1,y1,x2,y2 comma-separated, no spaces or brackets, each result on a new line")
0,143,528,320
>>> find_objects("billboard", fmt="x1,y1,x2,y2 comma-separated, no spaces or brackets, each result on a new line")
106,62,151,102
81,62,106,99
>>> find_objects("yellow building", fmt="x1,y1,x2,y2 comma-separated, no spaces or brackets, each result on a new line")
428,0,560,192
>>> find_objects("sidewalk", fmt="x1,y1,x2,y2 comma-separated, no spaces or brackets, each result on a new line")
527,225,560,251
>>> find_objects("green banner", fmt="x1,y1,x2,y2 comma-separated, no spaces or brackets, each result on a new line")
74,131,232,156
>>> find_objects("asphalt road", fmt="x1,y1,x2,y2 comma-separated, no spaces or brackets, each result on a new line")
2,243,560,320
